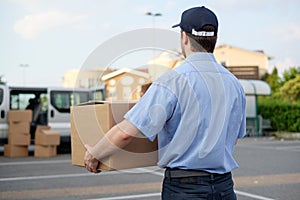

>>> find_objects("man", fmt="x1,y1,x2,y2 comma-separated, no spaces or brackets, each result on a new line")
84,6,246,199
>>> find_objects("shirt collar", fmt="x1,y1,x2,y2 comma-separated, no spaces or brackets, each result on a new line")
186,52,217,63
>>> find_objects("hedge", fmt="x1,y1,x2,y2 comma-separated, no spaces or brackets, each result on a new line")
258,100,300,132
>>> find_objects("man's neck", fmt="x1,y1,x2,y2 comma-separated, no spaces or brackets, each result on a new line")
185,51,210,58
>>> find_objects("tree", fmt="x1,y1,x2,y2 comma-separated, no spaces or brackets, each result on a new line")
280,75,300,103
262,67,281,93
282,66,300,83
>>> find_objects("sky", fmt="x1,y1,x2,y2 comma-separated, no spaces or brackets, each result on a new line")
1,0,300,87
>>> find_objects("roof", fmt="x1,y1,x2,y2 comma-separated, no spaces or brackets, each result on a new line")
216,44,273,60
101,68,150,81
239,79,271,95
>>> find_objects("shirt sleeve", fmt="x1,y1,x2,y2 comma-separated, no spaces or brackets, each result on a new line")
238,92,247,139
124,83,177,141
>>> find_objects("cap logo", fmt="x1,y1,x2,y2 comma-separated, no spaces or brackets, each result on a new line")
192,29,214,36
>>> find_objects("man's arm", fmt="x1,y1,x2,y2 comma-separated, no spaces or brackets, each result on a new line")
84,120,141,173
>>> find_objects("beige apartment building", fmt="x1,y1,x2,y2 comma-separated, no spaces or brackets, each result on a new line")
214,45,271,79
147,50,183,81
61,45,271,101
144,45,271,80
102,68,151,100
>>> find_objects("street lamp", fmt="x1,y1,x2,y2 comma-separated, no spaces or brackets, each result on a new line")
145,12,163,80
145,12,162,28
19,64,29,85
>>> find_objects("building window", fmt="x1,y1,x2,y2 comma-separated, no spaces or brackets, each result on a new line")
108,88,117,100
122,87,132,100
88,78,94,88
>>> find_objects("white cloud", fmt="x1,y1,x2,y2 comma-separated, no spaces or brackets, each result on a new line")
14,11,88,39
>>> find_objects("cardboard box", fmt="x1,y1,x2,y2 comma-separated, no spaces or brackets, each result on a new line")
9,121,31,134
8,133,31,145
4,144,28,157
35,127,60,146
34,145,57,157
35,125,50,134
71,101,158,171
8,110,32,122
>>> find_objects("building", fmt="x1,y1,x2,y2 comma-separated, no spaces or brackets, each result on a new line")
214,45,272,79
147,50,183,81
102,68,151,100
62,68,113,88
145,45,272,80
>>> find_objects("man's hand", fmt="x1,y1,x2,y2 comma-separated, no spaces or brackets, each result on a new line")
84,144,101,174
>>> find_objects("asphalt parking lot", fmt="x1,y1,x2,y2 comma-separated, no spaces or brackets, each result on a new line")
0,137,300,200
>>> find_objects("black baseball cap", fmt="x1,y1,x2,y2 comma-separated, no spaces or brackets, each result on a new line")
172,6,218,37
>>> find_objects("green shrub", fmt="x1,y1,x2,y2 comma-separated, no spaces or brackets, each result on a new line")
258,99,300,132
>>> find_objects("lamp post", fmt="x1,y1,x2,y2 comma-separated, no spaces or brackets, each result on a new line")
145,12,162,81
145,12,162,29
19,64,29,86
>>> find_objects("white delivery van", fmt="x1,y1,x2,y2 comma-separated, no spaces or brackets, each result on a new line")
0,85,105,152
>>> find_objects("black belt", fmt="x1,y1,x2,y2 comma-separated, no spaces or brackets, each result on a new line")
165,168,212,178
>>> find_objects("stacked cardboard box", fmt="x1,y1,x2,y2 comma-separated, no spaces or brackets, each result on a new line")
34,126,60,157
4,110,32,157
70,101,158,171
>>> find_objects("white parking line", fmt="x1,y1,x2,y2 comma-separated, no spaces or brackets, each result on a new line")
85,193,161,200
0,173,94,182
0,167,158,182
0,160,70,166
235,190,275,200
0,171,124,182
85,190,275,200
0,164,276,200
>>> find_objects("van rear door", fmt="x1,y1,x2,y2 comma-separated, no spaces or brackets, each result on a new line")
48,88,90,143
0,85,9,144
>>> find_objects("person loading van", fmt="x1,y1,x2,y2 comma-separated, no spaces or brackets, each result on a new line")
84,6,246,199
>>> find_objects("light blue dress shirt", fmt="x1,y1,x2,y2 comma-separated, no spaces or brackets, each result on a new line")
124,52,246,174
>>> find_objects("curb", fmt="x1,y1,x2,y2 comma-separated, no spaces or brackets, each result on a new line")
273,132,300,140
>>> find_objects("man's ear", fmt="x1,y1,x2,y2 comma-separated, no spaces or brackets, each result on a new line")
182,31,189,45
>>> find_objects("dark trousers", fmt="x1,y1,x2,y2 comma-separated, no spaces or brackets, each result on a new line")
162,168,237,200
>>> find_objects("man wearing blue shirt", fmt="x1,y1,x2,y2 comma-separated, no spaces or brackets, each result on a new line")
84,6,246,199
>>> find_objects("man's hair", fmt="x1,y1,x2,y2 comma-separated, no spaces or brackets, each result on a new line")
185,25,217,53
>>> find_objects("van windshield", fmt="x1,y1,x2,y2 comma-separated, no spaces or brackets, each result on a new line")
9,88,48,125
50,91,89,113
